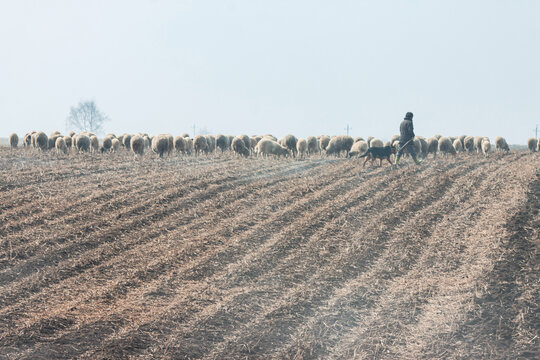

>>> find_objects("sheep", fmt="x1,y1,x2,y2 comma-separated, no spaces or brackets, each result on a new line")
23,132,34,146
232,136,250,158
123,134,132,149
250,136,262,153
215,134,229,153
105,133,117,140
76,134,90,152
9,133,18,148
438,136,456,156
227,135,235,148
64,135,72,149
185,137,194,155
481,138,491,156
527,137,538,152
68,130,76,138
279,134,298,157
152,134,169,157
354,136,365,143
325,135,354,157
412,138,422,157
390,134,400,143
101,137,112,152
348,140,369,158
369,138,383,148
239,135,251,151
463,136,475,153
174,136,187,154
117,134,124,146
427,137,439,158
205,135,216,153
255,139,289,158
417,137,428,158
495,136,510,152
296,138,308,159
130,135,144,156
193,135,208,156
48,134,62,150
366,136,374,147
55,137,67,154
35,132,48,151
111,138,120,152
306,136,320,155
458,135,467,149
90,135,99,153
262,134,277,141
319,135,331,151
474,136,483,153
433,134,443,140
383,140,392,147
453,139,463,152
181,133,190,138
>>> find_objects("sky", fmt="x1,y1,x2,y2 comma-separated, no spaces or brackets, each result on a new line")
0,0,539,144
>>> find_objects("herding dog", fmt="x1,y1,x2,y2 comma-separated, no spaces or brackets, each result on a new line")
359,145,396,167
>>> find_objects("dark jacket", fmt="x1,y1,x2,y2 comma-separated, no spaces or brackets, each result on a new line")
399,119,415,145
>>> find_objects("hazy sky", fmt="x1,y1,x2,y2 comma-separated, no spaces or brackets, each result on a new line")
1,0,538,143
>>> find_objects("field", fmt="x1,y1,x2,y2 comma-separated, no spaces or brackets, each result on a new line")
0,147,538,359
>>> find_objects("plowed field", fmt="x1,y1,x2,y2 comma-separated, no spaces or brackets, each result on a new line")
0,148,538,359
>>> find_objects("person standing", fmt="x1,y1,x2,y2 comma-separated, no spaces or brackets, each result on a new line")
395,112,422,165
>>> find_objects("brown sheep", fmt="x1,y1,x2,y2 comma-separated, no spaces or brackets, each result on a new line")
35,132,48,151
438,137,456,156
102,137,112,152
131,135,144,156
527,137,538,152
76,134,90,152
55,137,67,154
193,135,208,156
495,136,509,152
255,139,289,158
232,136,250,158
296,138,307,159
9,133,18,148
348,140,368,158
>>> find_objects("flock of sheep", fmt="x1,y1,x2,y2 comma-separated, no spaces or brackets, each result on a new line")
6,131,539,163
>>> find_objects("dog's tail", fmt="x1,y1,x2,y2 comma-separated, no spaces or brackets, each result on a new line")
359,149,371,158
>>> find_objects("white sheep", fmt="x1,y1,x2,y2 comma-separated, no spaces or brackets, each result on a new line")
495,136,510,152
296,138,307,159
55,137,67,154
9,133,18,148
527,137,538,152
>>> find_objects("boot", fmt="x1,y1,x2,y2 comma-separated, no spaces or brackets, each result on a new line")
395,155,401,165
414,157,423,165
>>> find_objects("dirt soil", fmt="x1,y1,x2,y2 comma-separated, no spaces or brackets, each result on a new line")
0,148,538,359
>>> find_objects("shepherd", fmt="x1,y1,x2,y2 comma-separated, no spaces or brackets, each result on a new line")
395,112,422,165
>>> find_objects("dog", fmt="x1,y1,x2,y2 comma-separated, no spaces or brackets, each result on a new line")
359,145,396,167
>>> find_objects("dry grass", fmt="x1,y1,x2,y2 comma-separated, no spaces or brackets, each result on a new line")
0,147,538,359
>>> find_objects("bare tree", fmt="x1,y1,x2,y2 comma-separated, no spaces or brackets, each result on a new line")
66,100,109,134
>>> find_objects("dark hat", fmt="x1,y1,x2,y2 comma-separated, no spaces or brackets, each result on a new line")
404,112,413,120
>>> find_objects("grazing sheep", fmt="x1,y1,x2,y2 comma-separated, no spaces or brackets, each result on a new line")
102,137,112,152
453,139,463,152
383,140,392,148
458,135,467,149
369,138,383,148
527,137,538,152
354,136,365,143
89,135,99,152
205,135,216,153
366,136,374,147
438,136,456,156
165,134,174,155
35,132,48,151
9,133,18,148
390,134,400,143
279,134,298,157
427,137,439,158
412,138,422,157
449,136,458,143
417,137,428,158
174,136,187,154
111,138,120,152
64,135,72,149
185,137,194,155
463,136,475,153
239,135,251,151
193,135,208,156
348,140,369,158
48,134,62,150
481,138,491,156
495,136,510,152
474,136,483,153
262,134,277,141
55,137,67,154
215,134,229,152
325,135,354,157
250,136,262,153
255,139,289,158
319,135,331,150
306,136,320,155
76,134,90,152
68,130,76,138
227,135,235,148
232,136,250,158
130,135,144,156
23,132,33,146
152,134,169,157
296,138,308,159
123,134,132,149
